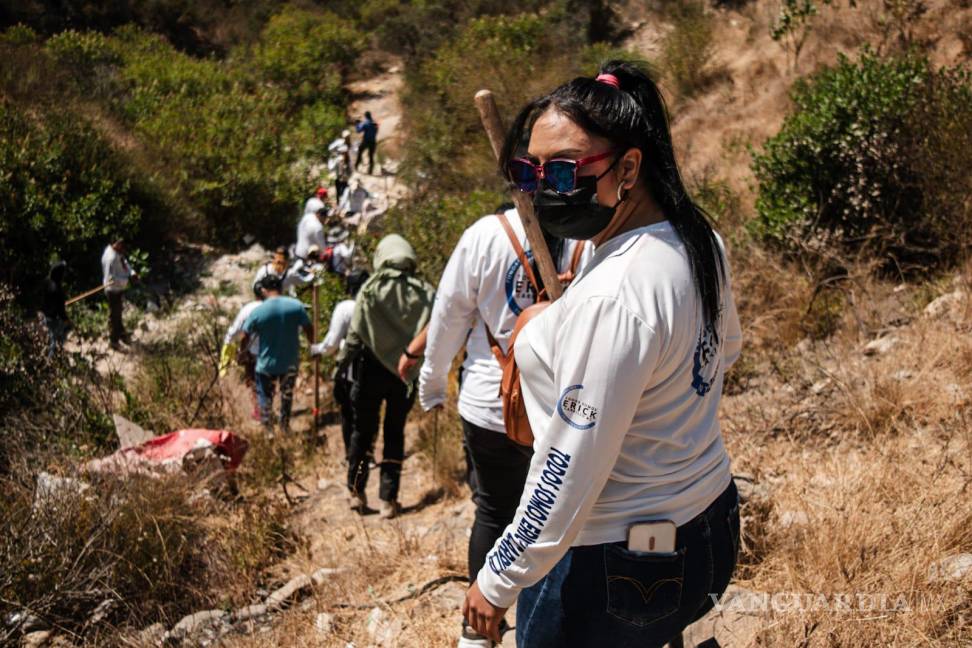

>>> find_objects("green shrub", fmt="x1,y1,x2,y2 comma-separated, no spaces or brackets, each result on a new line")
751,50,972,274
45,29,121,69
661,1,716,98
252,6,365,109
0,101,163,299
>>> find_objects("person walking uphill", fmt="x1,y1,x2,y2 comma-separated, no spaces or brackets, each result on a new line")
463,61,743,648
354,111,379,175
101,239,137,350
40,261,71,356
344,234,434,519
241,275,313,434
416,204,592,648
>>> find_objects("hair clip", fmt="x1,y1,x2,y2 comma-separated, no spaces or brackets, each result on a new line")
595,73,621,89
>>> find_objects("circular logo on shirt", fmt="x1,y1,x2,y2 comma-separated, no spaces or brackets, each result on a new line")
557,384,598,430
505,251,537,315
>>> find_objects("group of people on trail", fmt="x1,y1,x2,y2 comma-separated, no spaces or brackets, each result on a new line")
218,60,744,648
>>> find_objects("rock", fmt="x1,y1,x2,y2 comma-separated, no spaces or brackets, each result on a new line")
928,553,972,583
430,580,466,615
892,370,914,381
732,474,768,504
314,612,334,635
310,567,344,586
266,574,312,609
863,336,898,356
87,598,115,626
166,610,227,644
20,631,51,647
366,607,402,647
231,604,268,623
682,585,765,648
112,414,154,449
33,472,89,513
810,379,830,395
138,622,166,646
778,510,809,529
924,290,966,320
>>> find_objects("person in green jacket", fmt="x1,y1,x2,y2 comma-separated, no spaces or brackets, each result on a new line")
344,234,435,519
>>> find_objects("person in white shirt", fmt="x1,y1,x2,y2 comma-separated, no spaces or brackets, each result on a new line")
326,226,354,276
311,269,369,460
463,61,743,648
301,187,327,222
252,247,311,297
101,238,137,349
414,204,591,648
223,290,265,421
296,206,328,260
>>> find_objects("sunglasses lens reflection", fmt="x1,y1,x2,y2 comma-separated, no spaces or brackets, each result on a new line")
509,160,538,192
544,161,576,193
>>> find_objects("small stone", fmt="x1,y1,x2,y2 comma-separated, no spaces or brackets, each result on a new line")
863,336,898,356
21,630,51,648
778,510,809,528
928,553,972,583
366,607,384,637
315,612,334,635
810,379,830,395
892,370,914,381
138,622,166,646
732,474,768,504
167,610,226,642
924,290,966,319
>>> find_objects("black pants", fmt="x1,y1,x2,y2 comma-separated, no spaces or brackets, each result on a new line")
107,290,125,344
348,350,414,502
355,140,376,174
333,364,354,462
464,419,533,583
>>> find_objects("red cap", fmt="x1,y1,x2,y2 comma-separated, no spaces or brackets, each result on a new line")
316,187,328,198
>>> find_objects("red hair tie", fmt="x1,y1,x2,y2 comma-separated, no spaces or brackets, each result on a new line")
595,73,621,89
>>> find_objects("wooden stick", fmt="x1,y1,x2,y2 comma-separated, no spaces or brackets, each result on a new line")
474,89,563,300
312,281,320,437
64,284,106,307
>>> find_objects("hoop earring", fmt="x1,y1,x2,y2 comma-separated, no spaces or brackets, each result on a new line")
616,182,627,203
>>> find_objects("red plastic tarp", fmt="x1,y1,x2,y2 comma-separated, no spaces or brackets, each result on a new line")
88,429,249,475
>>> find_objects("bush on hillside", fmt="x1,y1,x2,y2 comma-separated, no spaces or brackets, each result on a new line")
252,7,365,109
0,101,164,301
751,50,972,274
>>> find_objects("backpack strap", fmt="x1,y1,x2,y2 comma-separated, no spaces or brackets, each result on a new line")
558,241,586,285
484,212,544,365
496,212,542,298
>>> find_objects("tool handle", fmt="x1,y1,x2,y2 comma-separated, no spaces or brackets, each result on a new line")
475,89,563,300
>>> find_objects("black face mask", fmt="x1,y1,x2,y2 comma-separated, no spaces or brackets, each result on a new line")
533,170,623,241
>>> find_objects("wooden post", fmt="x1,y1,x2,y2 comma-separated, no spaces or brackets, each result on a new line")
312,281,320,437
474,89,563,300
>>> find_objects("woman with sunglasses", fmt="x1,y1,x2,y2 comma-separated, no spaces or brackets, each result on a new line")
462,60,743,647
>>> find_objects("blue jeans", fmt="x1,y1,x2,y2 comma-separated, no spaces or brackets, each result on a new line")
516,481,740,648
255,369,297,429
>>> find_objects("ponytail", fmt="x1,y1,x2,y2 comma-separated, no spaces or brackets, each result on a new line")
500,60,726,336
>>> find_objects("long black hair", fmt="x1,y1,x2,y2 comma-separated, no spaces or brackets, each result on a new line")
500,60,726,336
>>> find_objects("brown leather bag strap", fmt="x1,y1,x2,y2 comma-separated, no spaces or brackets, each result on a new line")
558,241,586,285
496,212,542,298
483,323,507,364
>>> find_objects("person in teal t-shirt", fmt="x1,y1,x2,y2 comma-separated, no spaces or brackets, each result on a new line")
242,275,313,433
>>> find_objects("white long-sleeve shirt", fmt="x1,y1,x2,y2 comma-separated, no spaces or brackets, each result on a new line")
418,210,593,432
477,221,742,608
312,299,355,356
101,245,133,293
296,212,326,259
224,300,261,355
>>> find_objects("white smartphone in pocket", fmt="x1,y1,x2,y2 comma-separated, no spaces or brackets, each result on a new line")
628,520,677,554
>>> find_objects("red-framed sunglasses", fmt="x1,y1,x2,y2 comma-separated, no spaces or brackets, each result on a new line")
508,151,614,194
